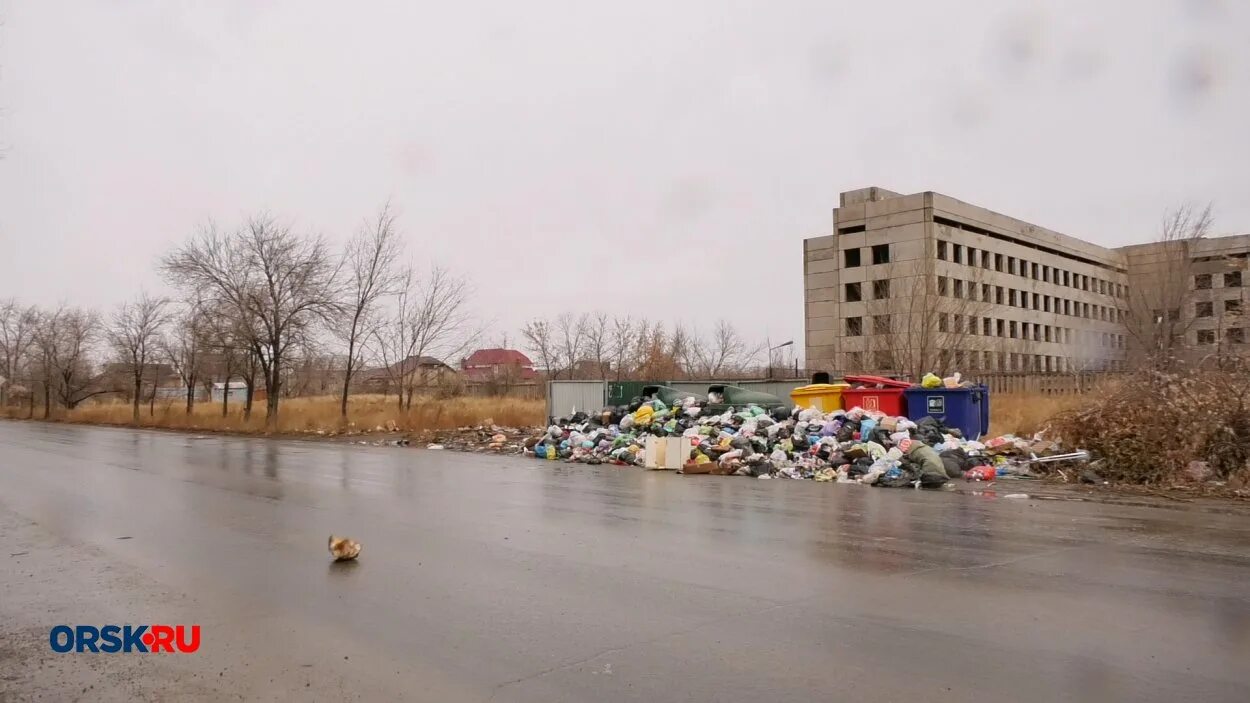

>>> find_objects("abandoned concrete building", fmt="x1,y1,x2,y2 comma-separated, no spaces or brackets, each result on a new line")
803,187,1250,376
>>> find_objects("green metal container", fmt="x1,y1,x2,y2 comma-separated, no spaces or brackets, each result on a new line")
706,384,786,411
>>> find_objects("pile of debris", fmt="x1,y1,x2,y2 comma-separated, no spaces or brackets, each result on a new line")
422,425,533,453
524,394,1084,489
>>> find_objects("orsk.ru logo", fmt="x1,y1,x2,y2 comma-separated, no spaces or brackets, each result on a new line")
49,625,201,653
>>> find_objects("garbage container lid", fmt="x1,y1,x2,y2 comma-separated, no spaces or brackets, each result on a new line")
842,375,912,389
792,383,850,393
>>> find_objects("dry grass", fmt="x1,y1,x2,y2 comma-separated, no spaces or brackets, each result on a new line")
989,392,1086,438
3,394,545,435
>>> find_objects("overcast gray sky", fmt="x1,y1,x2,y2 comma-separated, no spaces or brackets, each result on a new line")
1,0,1247,361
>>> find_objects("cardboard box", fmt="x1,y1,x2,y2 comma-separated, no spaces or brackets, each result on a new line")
644,436,693,470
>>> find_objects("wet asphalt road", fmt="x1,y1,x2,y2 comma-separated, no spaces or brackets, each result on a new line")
1,422,1248,702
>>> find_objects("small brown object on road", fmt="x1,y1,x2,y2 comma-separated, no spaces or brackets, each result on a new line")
328,535,362,561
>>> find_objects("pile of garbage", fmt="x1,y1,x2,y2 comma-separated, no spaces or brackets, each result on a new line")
525,393,1083,488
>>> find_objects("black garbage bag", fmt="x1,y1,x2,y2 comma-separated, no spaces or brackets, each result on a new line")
836,421,858,443
915,416,948,445
848,457,874,477
939,447,974,478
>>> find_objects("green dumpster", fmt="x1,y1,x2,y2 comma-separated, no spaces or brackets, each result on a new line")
640,385,699,407
706,384,787,412
607,381,654,406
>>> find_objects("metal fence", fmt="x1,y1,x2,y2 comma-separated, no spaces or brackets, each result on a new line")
547,378,812,420
965,372,1119,395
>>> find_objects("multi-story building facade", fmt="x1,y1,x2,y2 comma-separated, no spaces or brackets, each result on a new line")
804,187,1250,376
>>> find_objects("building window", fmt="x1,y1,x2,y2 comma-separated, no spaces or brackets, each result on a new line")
1226,271,1243,288
995,254,1004,272
845,317,862,336
967,283,978,302
845,351,863,368
1008,289,1017,307
1008,257,1016,275
872,244,890,265
1022,322,1030,339
1195,274,1212,290
969,314,977,334
1042,265,1050,283
996,319,1005,337
1044,326,1052,343
1226,299,1243,315
872,314,891,334
995,286,1004,305
844,248,861,268
952,243,963,264
1033,293,1041,310
871,350,891,370
872,280,890,299
982,283,991,301
1009,321,1018,339
1197,329,1215,345
838,224,865,235
1063,271,1071,287
983,317,992,336
937,240,948,260
952,315,963,333
938,313,948,332
844,282,862,302
1168,308,1180,322
1226,328,1245,344
967,247,977,267
938,276,949,296
982,251,991,269
1043,296,1051,313
1031,262,1039,280
953,279,964,298
1063,299,1071,316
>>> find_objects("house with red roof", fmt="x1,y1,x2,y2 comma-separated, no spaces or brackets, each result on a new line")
460,348,538,385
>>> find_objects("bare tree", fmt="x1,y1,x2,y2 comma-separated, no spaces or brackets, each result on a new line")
0,299,39,407
337,204,404,418
162,216,342,427
581,312,613,379
163,304,209,415
31,306,103,416
862,257,992,379
1122,203,1214,369
689,320,760,377
521,318,558,384
374,266,476,410
554,312,587,379
107,293,170,422
609,315,635,380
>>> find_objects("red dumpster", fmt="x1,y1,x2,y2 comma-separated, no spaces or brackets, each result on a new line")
841,375,911,415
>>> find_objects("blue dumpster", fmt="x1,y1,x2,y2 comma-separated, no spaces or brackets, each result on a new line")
903,385,990,440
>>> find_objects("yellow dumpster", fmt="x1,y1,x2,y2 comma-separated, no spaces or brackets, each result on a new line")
789,383,850,412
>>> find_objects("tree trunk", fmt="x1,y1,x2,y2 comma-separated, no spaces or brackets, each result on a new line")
149,385,155,416
340,364,352,419
132,375,141,423
222,382,230,417
42,381,51,419
265,355,281,428
184,374,196,415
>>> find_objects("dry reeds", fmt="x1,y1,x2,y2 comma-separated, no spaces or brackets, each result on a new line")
7,394,545,435
989,392,1088,438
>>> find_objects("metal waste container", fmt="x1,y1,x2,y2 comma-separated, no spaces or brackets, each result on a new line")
903,385,990,439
